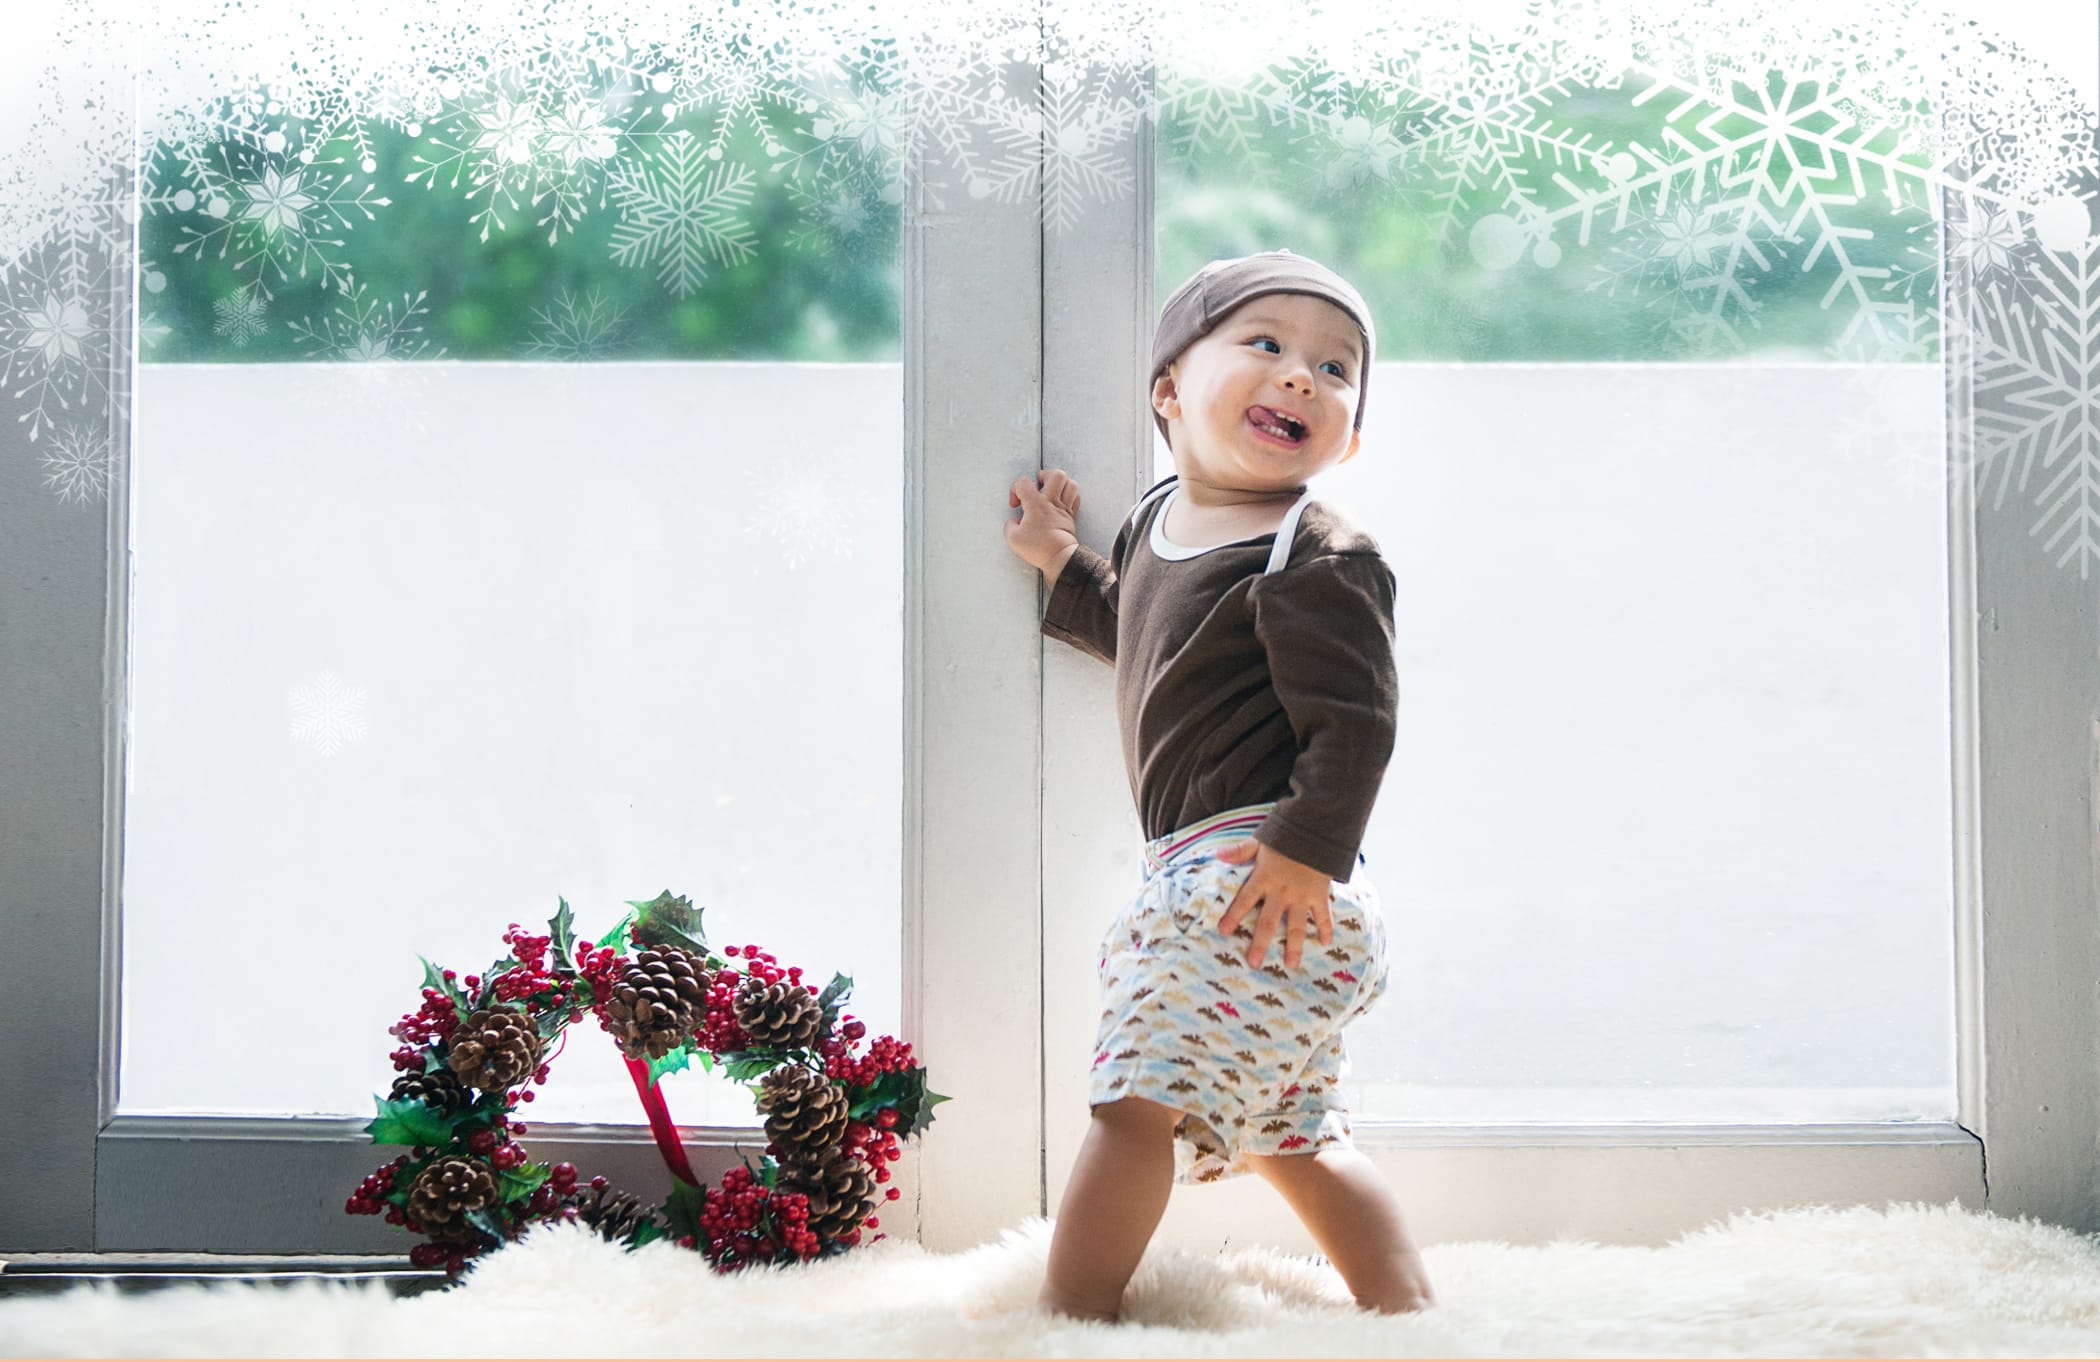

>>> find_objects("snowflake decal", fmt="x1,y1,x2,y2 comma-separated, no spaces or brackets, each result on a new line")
741,463,869,570
38,421,114,504
523,288,630,359
0,230,114,440
287,280,441,360
212,283,268,346
406,83,630,244
605,131,760,297
288,670,370,757
160,135,390,298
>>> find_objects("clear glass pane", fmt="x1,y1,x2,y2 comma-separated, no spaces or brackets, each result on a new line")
119,47,904,1125
1149,12,2002,1121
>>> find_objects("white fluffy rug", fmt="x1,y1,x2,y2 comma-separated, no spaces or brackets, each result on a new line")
6,1202,2100,1357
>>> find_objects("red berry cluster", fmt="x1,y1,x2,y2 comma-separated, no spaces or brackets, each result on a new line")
821,1022,917,1091
695,1164,821,1271
574,938,630,1022
523,1160,579,1218
838,1113,908,1200
343,1154,409,1216
388,986,460,1050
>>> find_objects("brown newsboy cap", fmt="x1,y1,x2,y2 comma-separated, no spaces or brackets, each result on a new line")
1150,248,1375,450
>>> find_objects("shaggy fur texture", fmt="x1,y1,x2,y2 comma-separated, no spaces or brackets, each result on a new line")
5,1201,2100,1357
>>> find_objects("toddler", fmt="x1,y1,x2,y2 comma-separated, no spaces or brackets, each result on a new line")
1004,249,1437,1323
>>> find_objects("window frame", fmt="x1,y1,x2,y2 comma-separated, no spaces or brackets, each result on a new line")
8,26,2100,1259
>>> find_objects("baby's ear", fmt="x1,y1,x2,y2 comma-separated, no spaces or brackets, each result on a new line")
1152,370,1181,421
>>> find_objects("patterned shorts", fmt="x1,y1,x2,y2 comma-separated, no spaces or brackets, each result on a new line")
1088,802,1390,1185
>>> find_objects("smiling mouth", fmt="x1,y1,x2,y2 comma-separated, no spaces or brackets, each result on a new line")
1247,408,1306,446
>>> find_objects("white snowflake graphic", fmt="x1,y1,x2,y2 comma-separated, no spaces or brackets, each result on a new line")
211,283,268,346
162,138,390,298
1966,236,2100,577
38,421,113,504
523,288,630,359
741,464,865,569
406,85,629,244
286,280,440,360
288,670,370,756
0,230,114,440
606,131,760,297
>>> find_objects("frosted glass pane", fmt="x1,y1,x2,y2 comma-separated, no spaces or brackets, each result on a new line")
119,362,902,1124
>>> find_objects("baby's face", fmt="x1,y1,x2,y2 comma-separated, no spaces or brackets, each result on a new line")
1155,292,1363,493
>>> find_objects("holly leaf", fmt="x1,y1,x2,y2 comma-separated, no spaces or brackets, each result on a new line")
497,1163,550,1205
815,972,854,1031
548,898,578,974
845,1066,949,1138
716,1050,793,1083
757,1154,779,1190
628,1219,668,1250
464,1206,507,1245
692,1051,714,1074
365,1095,459,1149
419,956,469,1020
629,890,707,957
646,1044,694,1086
597,912,636,959
663,1177,708,1241
532,1003,573,1044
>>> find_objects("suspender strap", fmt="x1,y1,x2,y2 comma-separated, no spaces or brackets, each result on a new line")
1133,475,1313,574
1264,489,1316,575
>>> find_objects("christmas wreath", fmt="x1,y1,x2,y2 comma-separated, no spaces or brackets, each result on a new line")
345,891,945,1278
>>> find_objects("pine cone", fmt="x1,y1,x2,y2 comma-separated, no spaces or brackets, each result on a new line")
733,977,823,1050
601,946,710,1060
447,1006,544,1093
407,1155,499,1243
755,1064,850,1158
777,1150,877,1239
387,1068,468,1117
565,1183,665,1245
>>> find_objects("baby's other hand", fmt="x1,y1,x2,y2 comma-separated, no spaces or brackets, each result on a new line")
1006,469,1081,575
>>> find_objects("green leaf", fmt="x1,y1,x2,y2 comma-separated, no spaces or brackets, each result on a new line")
548,898,578,973
463,1206,507,1245
693,1050,714,1074
628,1219,668,1250
645,1045,694,1085
498,1163,550,1204
419,956,470,1019
844,1066,948,1138
532,1004,572,1044
757,1155,779,1190
597,912,636,959
364,1095,460,1149
663,1178,708,1241
630,890,707,957
815,972,854,1031
719,1051,791,1083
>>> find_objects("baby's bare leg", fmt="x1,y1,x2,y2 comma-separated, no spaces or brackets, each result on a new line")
1243,1146,1437,1313
1036,1096,1184,1322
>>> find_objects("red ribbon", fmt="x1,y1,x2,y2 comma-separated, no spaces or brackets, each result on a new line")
624,1055,699,1186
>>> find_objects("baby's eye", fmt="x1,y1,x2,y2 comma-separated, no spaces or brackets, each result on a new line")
1251,336,1349,380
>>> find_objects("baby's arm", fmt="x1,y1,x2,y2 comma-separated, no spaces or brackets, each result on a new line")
1006,469,1118,665
1249,552,1400,882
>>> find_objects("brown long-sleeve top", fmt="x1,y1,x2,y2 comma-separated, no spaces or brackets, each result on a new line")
1040,475,1398,882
